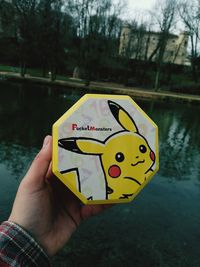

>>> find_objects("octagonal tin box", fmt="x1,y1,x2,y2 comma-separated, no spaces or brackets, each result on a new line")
52,94,159,204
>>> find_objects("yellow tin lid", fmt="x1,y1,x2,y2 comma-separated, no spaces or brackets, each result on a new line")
52,94,159,204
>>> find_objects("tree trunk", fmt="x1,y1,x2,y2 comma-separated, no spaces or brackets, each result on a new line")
20,62,26,77
191,59,198,83
154,67,161,91
73,66,81,79
154,54,163,91
50,70,56,81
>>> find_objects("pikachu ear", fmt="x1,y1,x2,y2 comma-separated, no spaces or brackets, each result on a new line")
58,138,105,155
108,101,138,133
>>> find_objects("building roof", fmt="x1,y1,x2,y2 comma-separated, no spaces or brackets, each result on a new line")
123,24,180,39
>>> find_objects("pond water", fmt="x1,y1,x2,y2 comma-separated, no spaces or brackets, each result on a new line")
0,81,200,267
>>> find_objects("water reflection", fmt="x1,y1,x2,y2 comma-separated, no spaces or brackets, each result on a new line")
0,81,200,182
139,100,200,182
0,143,36,179
1,81,200,267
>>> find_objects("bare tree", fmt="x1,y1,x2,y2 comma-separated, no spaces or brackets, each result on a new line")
179,0,200,83
11,0,68,80
119,10,155,61
65,0,125,84
39,0,66,81
151,0,178,90
127,21,147,60
12,0,38,76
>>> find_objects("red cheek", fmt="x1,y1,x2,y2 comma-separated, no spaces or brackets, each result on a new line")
150,151,155,161
108,165,121,178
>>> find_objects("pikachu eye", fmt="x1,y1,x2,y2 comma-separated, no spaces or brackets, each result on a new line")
115,152,125,162
139,145,147,153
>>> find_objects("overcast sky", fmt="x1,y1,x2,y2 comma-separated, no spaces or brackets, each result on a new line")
125,0,184,32
127,0,155,11
123,0,156,20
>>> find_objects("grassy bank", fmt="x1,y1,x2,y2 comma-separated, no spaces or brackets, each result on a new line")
0,64,200,104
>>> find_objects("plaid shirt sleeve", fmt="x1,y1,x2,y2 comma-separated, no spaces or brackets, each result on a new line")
0,221,51,267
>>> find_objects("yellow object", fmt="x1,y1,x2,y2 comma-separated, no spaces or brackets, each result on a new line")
52,94,159,204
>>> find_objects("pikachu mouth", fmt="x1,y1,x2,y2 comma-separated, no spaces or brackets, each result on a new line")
131,160,145,167
124,177,142,186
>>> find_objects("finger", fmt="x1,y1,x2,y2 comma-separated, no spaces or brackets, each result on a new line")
46,161,53,180
80,204,114,221
24,135,52,187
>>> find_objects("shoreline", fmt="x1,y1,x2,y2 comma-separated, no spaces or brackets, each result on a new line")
0,71,200,104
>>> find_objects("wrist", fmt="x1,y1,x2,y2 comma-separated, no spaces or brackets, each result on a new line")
1,221,50,266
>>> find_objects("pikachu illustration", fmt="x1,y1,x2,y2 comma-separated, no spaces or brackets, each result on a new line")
58,100,156,201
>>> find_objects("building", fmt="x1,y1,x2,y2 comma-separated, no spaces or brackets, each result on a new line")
119,25,190,66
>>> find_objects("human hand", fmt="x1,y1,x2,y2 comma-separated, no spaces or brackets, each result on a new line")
8,136,111,256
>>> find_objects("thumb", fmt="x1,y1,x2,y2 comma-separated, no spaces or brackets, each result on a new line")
23,135,52,188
